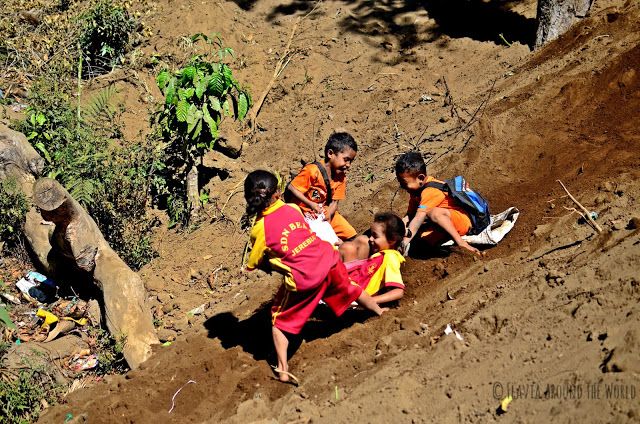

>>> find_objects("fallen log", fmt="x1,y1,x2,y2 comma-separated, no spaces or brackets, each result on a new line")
0,124,157,368
33,177,159,368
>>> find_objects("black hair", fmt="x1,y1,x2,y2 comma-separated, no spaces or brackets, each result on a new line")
373,212,405,250
324,132,357,160
244,170,279,216
395,151,426,175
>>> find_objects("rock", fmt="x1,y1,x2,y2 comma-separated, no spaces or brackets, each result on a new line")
162,303,174,314
599,181,615,192
157,328,177,342
5,335,89,383
157,292,172,304
145,277,165,292
214,128,244,158
86,299,102,327
627,217,640,230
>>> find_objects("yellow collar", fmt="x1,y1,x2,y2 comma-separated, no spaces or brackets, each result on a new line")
261,199,285,216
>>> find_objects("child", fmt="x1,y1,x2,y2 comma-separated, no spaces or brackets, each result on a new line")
244,170,386,384
339,212,406,305
287,132,358,242
395,152,480,255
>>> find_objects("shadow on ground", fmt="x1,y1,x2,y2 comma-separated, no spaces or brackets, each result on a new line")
203,303,375,362
232,0,536,48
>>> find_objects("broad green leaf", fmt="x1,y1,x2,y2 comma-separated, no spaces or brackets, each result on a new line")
186,104,198,124
36,112,46,126
165,79,176,105
176,100,189,122
35,142,52,163
237,92,249,121
195,76,207,100
156,70,170,89
181,66,196,83
222,64,234,86
202,103,218,139
178,87,195,100
208,73,224,96
187,110,202,136
191,118,202,140
209,97,222,113
222,99,231,117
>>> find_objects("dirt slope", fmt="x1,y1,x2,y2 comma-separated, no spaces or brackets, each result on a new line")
42,0,639,422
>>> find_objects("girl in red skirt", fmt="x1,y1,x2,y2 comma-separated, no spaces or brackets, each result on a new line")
244,170,386,384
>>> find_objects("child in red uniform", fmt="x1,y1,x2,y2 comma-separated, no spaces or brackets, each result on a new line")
287,132,358,242
244,170,386,384
395,152,480,256
339,213,406,305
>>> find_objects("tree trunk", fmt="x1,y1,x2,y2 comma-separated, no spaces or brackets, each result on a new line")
186,162,201,216
535,0,593,49
33,177,158,368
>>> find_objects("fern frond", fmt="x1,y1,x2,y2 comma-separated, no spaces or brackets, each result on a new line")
83,85,118,125
67,177,96,206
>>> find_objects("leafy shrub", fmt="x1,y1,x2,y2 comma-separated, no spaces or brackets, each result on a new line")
0,366,64,423
79,0,136,76
153,34,251,226
86,327,128,375
0,177,29,250
15,78,157,269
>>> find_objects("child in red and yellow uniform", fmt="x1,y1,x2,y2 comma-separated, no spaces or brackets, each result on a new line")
244,170,386,384
395,152,480,256
340,213,406,305
287,132,358,241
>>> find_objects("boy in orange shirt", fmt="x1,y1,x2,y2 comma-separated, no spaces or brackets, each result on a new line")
287,132,358,242
395,152,480,255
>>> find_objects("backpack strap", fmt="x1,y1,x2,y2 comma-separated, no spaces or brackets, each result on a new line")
313,161,333,204
423,181,447,192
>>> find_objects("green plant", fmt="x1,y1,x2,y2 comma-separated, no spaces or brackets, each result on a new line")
79,0,136,76
15,78,157,269
0,363,65,424
154,33,251,225
0,177,29,250
87,327,128,375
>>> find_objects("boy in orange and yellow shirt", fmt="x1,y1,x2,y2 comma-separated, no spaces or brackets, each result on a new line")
287,132,358,241
395,152,480,256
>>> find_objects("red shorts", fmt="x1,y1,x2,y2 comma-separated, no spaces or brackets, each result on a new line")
271,260,363,334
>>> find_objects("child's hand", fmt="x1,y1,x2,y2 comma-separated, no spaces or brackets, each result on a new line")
312,202,323,215
458,240,481,256
400,238,411,256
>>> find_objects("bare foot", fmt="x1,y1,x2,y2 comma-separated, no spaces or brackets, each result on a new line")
272,367,300,386
378,307,389,316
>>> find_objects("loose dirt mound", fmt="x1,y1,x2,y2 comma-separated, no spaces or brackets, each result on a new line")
42,0,639,422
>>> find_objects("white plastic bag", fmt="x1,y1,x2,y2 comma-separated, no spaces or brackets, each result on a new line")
305,213,340,245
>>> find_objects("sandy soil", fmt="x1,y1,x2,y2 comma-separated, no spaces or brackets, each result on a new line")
40,0,639,422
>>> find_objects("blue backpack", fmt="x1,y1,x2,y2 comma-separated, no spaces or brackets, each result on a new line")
425,176,490,235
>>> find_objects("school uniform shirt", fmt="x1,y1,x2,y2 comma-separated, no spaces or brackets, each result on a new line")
289,163,357,240
246,199,339,292
290,162,347,213
407,176,472,236
345,249,405,295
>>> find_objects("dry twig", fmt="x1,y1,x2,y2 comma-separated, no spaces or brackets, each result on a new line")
557,180,603,233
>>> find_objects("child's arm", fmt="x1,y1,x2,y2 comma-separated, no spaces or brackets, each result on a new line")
372,288,404,304
404,209,428,245
326,199,339,220
287,183,322,214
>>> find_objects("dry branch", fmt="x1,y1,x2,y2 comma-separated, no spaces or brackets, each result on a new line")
557,179,603,233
